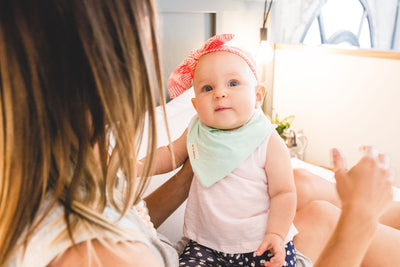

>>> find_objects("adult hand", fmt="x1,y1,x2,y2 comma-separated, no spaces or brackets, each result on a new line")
331,146,393,220
314,147,393,267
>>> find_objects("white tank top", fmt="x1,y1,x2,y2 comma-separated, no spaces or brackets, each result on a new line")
8,197,178,267
183,135,297,254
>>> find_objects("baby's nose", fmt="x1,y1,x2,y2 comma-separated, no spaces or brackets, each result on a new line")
214,88,227,98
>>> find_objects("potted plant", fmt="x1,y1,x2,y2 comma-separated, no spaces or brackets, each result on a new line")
267,113,295,139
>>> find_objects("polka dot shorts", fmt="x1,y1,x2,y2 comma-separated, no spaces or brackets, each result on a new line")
179,240,296,267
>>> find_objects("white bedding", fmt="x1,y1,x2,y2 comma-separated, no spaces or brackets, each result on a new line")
144,87,400,245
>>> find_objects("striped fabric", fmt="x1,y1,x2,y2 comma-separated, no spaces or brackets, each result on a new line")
167,33,258,98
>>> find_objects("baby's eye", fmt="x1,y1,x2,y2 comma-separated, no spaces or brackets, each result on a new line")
202,85,213,92
228,80,238,87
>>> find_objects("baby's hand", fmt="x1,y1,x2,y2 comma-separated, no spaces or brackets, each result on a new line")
256,233,285,267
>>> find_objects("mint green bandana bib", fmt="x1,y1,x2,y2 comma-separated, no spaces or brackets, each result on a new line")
187,109,274,187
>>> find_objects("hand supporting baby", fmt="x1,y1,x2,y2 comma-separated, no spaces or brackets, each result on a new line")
256,232,285,267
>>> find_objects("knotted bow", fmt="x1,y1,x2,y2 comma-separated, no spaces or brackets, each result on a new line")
167,33,258,98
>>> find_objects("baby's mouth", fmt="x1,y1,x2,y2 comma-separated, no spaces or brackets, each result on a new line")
215,106,231,112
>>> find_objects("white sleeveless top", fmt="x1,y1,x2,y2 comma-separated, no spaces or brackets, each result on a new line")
184,135,297,254
8,197,178,267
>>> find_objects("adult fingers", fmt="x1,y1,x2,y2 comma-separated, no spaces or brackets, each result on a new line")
331,148,346,172
359,145,378,159
362,147,392,181
388,168,395,183
377,153,391,172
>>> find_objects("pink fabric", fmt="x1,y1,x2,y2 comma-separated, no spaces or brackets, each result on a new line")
167,33,258,98
183,134,297,253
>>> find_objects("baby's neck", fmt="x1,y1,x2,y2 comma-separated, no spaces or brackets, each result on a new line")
207,111,256,131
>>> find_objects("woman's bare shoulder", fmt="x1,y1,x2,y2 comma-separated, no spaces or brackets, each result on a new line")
48,239,162,267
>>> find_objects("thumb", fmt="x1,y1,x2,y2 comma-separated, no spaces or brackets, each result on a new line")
256,241,269,256
331,148,346,172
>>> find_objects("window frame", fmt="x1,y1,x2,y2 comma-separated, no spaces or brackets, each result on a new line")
300,0,374,48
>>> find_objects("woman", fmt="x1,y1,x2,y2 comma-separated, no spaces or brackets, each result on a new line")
0,0,183,266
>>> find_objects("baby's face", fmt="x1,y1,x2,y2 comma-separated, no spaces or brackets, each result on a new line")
192,51,262,130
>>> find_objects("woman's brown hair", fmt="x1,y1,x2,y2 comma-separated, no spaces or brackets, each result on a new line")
0,0,167,264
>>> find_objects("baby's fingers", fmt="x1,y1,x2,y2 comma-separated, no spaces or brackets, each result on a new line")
256,241,269,256
265,255,284,267
265,248,284,267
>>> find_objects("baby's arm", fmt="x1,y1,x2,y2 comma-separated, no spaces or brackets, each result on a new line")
257,131,297,267
138,128,188,176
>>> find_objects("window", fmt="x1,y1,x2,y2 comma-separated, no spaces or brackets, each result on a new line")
301,0,373,49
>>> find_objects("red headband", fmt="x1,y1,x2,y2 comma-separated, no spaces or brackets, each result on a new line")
167,34,258,98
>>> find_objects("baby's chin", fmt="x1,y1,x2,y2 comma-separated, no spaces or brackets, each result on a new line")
203,121,245,131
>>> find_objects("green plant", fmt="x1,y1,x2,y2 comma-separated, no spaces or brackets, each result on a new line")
266,113,295,138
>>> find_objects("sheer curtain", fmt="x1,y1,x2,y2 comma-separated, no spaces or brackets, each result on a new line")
270,0,399,51
270,0,323,43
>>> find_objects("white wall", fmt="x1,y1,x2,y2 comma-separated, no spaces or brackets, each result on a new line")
272,44,400,186
154,0,265,56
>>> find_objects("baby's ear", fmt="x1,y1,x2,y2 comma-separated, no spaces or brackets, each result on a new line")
191,98,197,110
255,84,266,108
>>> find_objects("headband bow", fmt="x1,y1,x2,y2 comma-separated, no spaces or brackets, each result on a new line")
167,33,258,98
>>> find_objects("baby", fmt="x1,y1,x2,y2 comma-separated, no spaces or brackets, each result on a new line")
146,34,297,267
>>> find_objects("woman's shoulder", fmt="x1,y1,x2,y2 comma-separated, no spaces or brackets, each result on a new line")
10,198,177,267
48,239,163,267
